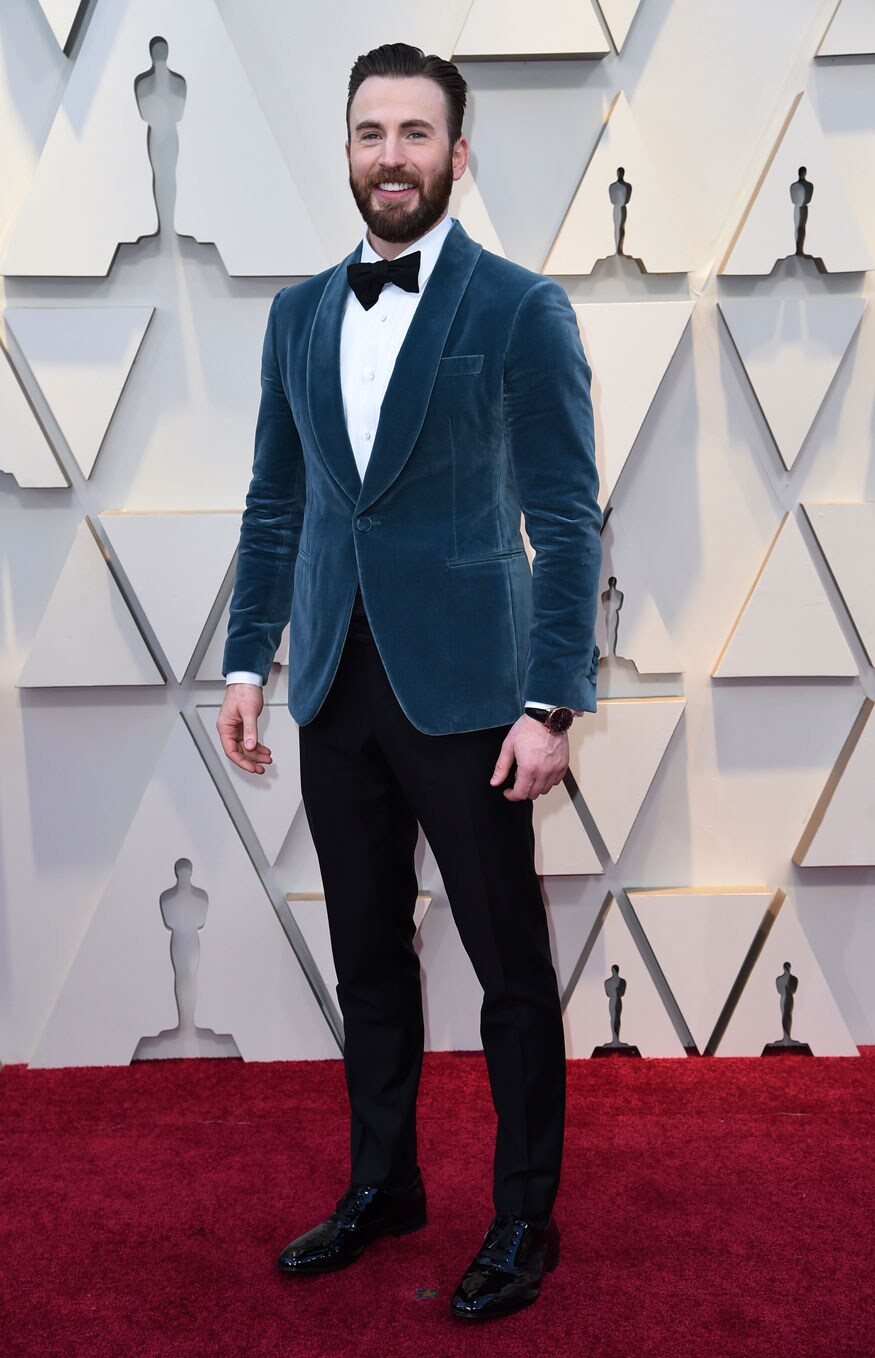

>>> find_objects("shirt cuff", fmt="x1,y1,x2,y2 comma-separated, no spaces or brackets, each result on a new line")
225,671,264,686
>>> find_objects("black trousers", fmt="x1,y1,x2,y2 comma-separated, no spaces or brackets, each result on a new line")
298,599,566,1226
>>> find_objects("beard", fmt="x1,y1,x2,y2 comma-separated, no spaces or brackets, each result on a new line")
348,155,454,244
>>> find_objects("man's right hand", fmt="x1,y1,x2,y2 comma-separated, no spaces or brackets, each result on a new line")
217,683,272,775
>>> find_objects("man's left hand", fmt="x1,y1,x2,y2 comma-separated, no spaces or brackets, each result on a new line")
490,715,570,802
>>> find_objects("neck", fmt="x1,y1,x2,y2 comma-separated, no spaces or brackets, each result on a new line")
366,209,448,261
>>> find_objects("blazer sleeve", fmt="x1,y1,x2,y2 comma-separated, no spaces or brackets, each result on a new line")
222,290,307,682
503,278,602,712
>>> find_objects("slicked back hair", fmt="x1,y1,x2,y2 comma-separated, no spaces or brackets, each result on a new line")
346,42,468,146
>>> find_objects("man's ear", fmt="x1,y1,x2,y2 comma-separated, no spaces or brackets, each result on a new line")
452,136,470,182
345,140,350,164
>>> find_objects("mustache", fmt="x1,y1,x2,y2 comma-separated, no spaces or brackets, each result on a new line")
366,172,422,189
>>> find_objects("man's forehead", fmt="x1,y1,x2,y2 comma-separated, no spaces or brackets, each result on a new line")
350,74,447,127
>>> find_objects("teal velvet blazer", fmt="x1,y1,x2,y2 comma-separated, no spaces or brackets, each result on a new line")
223,221,602,735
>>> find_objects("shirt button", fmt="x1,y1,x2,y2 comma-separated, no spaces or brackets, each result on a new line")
363,430,372,442
379,313,387,323
363,368,375,381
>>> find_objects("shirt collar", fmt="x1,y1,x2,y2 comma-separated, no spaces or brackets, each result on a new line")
360,213,454,289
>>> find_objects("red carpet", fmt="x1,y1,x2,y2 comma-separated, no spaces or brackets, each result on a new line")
1,1051,873,1358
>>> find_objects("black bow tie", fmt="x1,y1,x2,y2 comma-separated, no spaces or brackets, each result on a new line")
347,252,421,311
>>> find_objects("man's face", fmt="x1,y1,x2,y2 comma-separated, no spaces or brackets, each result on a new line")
346,75,469,244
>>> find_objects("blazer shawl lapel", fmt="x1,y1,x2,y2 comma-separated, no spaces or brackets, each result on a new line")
305,223,483,512
358,221,482,512
306,243,363,505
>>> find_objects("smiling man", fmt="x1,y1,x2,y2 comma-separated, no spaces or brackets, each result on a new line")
218,43,601,1322
347,86,456,240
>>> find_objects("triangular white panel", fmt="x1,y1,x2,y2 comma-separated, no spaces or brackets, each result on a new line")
450,169,504,257
818,0,875,56
2,0,327,277
37,0,87,51
195,596,230,681
32,719,335,1066
628,888,777,1052
541,876,605,1000
795,699,875,867
574,302,693,507
284,897,338,1009
5,307,154,478
197,704,302,866
171,4,327,276
564,895,687,1057
721,94,873,275
719,298,865,470
717,895,858,1056
598,0,643,52
597,511,682,672
454,0,609,59
275,624,291,667
533,780,602,875
0,342,67,488
416,887,483,1051
713,513,857,678
101,511,240,682
803,502,875,664
285,894,432,1009
544,93,693,275
17,519,162,688
570,697,685,861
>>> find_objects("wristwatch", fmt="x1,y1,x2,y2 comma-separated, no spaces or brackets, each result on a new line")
524,705,575,735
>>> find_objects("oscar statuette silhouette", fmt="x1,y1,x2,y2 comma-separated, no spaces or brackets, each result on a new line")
592,964,641,1058
761,962,813,1056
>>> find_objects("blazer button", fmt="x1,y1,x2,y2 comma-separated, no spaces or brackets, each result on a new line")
356,516,372,532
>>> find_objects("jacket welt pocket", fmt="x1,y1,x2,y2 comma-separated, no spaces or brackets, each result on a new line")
446,547,525,567
438,353,485,376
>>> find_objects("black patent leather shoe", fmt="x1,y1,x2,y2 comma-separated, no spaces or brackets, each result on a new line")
276,1174,426,1275
450,1214,560,1320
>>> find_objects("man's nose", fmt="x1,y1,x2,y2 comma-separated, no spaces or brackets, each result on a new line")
379,136,407,167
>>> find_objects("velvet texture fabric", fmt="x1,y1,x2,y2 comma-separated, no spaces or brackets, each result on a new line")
223,222,602,735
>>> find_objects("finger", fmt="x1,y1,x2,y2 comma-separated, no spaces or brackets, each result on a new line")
234,737,273,773
536,762,566,795
490,737,516,787
216,720,242,762
504,768,536,802
242,715,260,752
216,719,271,771
225,748,267,775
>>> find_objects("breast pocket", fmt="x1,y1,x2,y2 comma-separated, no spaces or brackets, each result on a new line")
438,354,485,377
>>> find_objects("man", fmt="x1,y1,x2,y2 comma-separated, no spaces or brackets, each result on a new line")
217,43,601,1322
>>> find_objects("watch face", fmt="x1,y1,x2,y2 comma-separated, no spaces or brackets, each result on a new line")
545,707,574,735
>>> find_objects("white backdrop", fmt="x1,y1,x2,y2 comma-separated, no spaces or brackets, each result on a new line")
1,0,873,1066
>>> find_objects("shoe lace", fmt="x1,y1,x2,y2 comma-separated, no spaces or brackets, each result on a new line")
334,1183,374,1226
477,1214,525,1268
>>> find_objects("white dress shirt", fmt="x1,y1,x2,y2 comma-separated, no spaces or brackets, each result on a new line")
226,214,558,713
341,212,454,482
